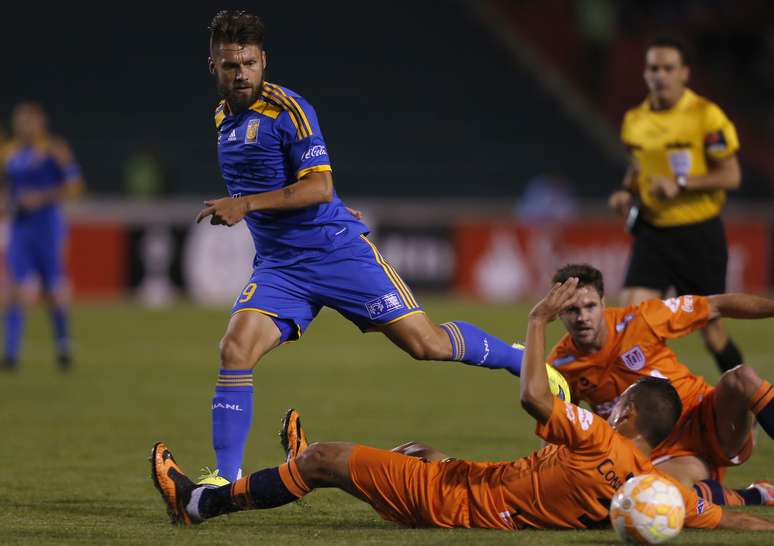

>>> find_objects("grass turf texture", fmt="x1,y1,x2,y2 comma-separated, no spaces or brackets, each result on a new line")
0,296,772,545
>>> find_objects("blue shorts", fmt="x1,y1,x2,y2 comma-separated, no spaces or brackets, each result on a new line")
7,212,67,290
231,234,424,342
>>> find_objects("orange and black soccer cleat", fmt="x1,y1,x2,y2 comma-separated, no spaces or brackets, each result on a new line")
279,408,309,462
149,442,198,526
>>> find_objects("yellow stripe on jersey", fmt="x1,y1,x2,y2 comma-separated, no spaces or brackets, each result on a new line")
359,235,417,310
261,88,305,139
262,82,313,140
214,100,226,129
249,99,283,120
264,83,313,137
297,164,332,180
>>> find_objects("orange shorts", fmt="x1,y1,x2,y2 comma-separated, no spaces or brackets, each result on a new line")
348,445,510,529
651,388,754,480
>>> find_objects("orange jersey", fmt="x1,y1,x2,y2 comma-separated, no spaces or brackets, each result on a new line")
349,398,721,530
548,296,714,417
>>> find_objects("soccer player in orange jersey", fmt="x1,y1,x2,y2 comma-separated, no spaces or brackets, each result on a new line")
546,263,774,506
150,279,773,532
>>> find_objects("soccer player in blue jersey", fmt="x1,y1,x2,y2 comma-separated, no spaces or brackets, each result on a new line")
195,10,527,484
0,102,84,370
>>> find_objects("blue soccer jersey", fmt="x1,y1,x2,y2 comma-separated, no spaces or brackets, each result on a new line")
3,140,80,288
215,82,368,265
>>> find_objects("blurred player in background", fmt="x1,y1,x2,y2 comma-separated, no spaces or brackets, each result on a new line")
149,278,774,531
547,264,774,506
194,10,527,485
608,37,743,374
0,102,84,370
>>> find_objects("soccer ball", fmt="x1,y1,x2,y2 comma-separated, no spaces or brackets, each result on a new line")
546,364,570,401
610,474,685,544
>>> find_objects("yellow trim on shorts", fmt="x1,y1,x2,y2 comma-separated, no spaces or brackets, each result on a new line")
231,307,279,318
359,235,418,309
379,310,425,326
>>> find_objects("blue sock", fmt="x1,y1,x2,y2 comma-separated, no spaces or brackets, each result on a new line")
440,321,524,376
4,305,24,360
50,306,70,355
212,369,254,482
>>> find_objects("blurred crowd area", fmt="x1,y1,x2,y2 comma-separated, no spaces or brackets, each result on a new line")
497,0,774,196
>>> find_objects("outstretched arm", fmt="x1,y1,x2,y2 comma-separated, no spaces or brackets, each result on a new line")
521,278,579,424
716,509,774,531
708,293,774,320
196,170,333,226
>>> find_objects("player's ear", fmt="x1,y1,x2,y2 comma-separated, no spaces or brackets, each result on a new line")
261,49,267,70
208,57,215,75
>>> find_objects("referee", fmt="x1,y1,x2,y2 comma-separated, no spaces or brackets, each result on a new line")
608,36,743,373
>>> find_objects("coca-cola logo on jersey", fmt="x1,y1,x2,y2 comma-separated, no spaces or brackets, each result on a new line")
301,145,328,161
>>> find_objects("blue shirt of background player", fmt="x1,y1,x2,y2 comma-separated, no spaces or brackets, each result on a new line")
215,82,368,266
4,141,79,223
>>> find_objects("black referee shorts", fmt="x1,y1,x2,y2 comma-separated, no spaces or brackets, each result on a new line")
623,215,728,295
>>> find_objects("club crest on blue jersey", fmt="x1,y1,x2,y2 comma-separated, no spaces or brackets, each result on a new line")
245,118,260,143
365,292,404,320
620,345,646,371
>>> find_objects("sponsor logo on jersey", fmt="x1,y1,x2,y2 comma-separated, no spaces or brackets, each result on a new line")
301,145,327,161
553,354,576,367
620,345,646,371
227,129,237,142
615,313,634,332
245,118,260,143
596,459,633,491
365,292,404,320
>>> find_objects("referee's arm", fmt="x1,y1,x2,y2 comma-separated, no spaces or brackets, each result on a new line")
608,163,639,216
678,154,741,191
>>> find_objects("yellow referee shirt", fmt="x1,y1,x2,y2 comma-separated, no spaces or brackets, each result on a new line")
620,89,739,227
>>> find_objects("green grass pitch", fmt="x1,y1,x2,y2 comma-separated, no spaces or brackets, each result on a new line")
0,296,772,545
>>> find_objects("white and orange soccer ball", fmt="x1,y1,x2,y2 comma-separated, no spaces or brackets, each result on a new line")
610,474,685,544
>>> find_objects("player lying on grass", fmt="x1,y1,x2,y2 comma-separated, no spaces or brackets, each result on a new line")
151,278,773,531
547,263,774,506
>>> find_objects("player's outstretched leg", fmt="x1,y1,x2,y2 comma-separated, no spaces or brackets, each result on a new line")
701,318,743,373
380,312,525,376
694,479,774,506
151,440,358,526
715,365,774,444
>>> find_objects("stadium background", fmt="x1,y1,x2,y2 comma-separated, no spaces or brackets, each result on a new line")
1,1,773,544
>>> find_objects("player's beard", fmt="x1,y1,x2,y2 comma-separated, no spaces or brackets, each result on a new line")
220,78,263,113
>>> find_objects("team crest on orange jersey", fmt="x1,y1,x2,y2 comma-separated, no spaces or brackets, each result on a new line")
245,118,260,143
620,345,646,371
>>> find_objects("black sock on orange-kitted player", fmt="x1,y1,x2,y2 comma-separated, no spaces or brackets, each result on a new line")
710,339,743,373
194,460,311,520
693,479,763,506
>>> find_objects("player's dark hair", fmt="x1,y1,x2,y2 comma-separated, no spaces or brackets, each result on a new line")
552,264,604,297
629,377,683,447
209,10,266,49
646,34,691,66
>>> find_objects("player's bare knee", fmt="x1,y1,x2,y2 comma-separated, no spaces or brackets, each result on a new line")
295,442,336,481
719,365,761,400
219,334,255,370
